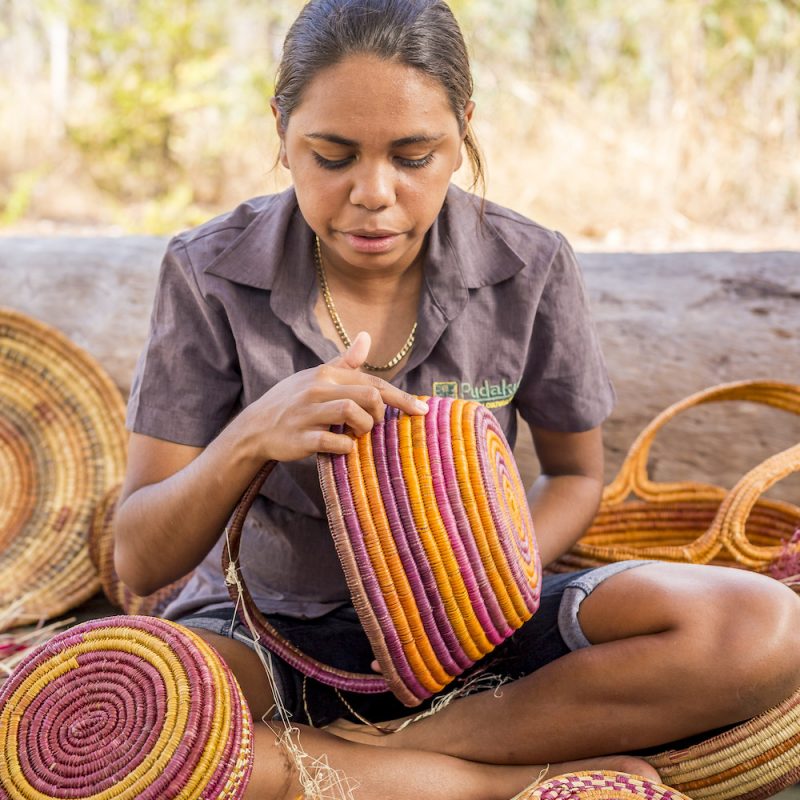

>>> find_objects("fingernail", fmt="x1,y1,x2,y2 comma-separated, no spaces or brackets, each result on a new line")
414,399,429,413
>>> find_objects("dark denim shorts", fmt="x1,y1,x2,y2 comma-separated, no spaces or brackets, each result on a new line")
176,561,650,727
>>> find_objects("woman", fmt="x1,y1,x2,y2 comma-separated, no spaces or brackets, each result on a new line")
114,2,800,797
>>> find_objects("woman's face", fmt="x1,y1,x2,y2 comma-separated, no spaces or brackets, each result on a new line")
273,54,472,276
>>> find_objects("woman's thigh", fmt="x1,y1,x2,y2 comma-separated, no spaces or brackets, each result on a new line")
578,561,800,648
188,627,278,721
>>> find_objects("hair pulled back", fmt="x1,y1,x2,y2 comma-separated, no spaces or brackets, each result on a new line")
274,0,484,193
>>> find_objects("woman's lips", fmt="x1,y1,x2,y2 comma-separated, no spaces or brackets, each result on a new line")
343,232,401,253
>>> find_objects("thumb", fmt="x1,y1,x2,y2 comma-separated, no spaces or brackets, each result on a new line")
331,330,371,370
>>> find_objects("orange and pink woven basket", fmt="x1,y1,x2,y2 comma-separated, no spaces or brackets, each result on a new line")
224,396,542,707
515,771,692,800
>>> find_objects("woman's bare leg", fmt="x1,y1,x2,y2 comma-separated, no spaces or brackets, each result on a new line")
188,630,658,800
328,564,800,765
242,722,659,800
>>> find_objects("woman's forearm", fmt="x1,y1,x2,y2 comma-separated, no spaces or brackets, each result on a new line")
113,414,265,596
526,473,604,567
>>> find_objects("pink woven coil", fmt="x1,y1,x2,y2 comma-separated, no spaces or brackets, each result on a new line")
0,616,253,799
523,771,692,800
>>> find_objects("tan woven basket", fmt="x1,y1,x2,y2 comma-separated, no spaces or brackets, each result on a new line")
0,308,127,630
551,381,800,576
646,685,800,800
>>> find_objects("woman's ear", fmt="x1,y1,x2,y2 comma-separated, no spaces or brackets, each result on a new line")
270,97,290,169
454,100,476,172
463,99,476,129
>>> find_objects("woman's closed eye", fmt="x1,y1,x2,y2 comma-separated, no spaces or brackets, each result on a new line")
312,152,353,170
311,152,435,170
396,153,434,169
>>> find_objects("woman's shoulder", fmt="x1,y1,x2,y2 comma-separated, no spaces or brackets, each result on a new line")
443,186,568,287
165,188,299,277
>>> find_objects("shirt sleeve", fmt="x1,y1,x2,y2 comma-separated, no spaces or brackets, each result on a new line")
515,233,615,432
126,236,242,446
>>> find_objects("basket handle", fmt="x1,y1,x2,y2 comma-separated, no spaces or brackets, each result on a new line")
708,442,800,568
221,461,391,696
603,380,800,505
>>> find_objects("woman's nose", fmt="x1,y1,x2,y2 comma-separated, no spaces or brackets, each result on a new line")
349,161,396,210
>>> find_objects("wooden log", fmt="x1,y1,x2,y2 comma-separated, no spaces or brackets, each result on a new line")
1,237,798,495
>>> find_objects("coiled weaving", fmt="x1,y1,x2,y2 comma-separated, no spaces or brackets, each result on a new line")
224,396,541,707
517,771,691,800
0,308,127,630
0,616,253,799
646,684,800,800
550,381,800,575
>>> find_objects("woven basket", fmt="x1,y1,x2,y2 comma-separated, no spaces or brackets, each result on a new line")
0,615,253,799
516,770,691,800
646,685,800,800
0,308,127,631
551,381,800,575
88,483,192,616
224,396,541,707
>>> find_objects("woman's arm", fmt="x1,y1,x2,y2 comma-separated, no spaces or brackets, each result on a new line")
114,332,428,596
526,424,605,567
114,424,263,596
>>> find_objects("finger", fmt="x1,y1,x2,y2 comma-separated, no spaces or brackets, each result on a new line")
306,397,378,438
328,330,371,371
306,383,386,425
362,377,428,417
370,659,382,673
306,428,356,456
317,366,428,419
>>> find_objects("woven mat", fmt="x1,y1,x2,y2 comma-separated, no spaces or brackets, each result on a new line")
0,308,127,631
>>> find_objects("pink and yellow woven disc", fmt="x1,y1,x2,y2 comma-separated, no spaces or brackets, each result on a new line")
0,616,253,799
318,396,541,706
524,771,691,800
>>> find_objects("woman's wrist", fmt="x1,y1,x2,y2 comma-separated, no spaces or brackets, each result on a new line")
214,405,276,471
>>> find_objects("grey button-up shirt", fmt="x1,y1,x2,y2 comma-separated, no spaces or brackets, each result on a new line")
127,185,614,619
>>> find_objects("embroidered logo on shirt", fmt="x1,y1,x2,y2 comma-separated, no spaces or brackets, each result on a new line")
432,379,519,409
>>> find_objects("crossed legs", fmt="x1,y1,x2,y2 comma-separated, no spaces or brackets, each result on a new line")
339,563,800,763
191,563,800,799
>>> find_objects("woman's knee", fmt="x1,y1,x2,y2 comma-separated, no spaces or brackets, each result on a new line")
696,571,800,713
580,563,800,716
646,566,800,719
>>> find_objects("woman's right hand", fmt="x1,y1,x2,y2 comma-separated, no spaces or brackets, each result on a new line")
239,331,429,463
115,331,426,595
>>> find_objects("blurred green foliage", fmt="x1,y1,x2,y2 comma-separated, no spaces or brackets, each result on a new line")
1,0,799,234
66,0,226,197
55,0,288,229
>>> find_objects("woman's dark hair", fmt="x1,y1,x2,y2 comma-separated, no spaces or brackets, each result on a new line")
274,0,485,194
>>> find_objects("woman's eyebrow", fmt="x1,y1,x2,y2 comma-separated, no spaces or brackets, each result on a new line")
304,132,446,147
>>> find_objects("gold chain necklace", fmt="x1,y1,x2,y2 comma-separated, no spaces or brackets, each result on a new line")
314,235,417,372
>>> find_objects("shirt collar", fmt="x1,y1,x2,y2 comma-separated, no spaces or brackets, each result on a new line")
432,184,529,288
202,184,532,296
202,186,301,291
201,184,541,375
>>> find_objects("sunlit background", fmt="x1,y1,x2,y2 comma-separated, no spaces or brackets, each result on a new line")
2,0,800,249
